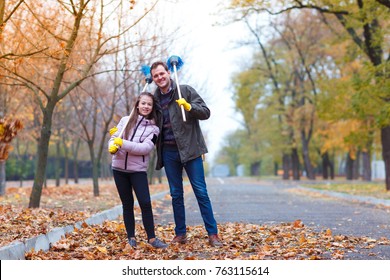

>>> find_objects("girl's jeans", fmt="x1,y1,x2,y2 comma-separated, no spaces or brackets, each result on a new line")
113,170,155,240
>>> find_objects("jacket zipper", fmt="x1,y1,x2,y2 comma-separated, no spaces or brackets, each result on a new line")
125,116,145,170
125,153,128,170
130,116,144,141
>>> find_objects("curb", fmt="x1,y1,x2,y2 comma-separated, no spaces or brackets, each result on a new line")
0,190,169,260
297,186,390,207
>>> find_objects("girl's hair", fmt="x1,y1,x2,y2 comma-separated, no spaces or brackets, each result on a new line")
123,92,158,139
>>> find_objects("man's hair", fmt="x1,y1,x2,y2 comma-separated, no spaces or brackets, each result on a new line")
150,61,169,73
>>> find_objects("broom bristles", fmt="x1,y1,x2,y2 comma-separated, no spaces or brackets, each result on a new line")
141,65,151,76
167,55,184,72
141,64,152,84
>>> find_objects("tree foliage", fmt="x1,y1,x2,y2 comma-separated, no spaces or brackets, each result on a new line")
221,0,390,186
0,0,175,207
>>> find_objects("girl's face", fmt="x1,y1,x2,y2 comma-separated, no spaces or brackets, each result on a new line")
138,95,153,117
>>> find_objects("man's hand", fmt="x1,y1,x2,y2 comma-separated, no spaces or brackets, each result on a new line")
176,98,191,111
114,137,123,147
108,144,118,154
109,126,118,136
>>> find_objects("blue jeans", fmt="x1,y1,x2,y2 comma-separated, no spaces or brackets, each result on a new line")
162,148,218,236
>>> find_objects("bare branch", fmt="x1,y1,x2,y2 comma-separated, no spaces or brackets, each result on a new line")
0,47,49,60
0,64,50,102
3,0,25,23
250,1,349,17
23,1,67,42
337,13,366,52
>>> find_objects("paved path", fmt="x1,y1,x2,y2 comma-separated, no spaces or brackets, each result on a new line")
154,177,390,260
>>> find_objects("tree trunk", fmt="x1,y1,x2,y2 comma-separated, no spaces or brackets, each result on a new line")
55,140,61,186
322,152,335,180
250,161,261,176
362,150,371,181
301,131,315,179
88,142,100,196
321,158,327,180
92,160,99,196
72,139,81,184
330,160,335,179
274,162,278,176
29,105,54,208
381,126,390,191
353,150,360,180
346,153,354,180
282,153,290,180
291,148,300,180
64,138,69,184
0,160,5,196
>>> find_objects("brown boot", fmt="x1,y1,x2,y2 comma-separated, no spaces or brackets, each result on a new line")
171,234,187,244
208,234,223,247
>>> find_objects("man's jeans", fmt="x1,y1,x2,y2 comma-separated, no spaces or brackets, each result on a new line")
162,148,218,236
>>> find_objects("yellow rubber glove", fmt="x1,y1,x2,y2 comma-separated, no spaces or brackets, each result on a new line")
109,126,118,136
114,137,123,147
176,98,191,111
108,144,118,154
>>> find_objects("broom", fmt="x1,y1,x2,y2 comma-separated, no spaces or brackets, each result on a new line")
167,55,186,122
114,65,152,148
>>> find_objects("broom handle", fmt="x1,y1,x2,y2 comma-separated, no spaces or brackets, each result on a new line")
173,64,187,122
116,82,149,143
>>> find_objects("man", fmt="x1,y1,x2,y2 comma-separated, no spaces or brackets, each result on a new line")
150,61,222,247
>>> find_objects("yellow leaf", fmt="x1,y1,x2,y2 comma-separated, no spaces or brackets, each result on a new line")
96,246,107,253
299,234,306,244
293,219,303,228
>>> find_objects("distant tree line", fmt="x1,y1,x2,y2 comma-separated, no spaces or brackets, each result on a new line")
5,154,101,182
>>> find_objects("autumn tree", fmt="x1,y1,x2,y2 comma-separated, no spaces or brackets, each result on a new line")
235,19,292,178
0,0,162,207
216,130,245,176
227,0,390,188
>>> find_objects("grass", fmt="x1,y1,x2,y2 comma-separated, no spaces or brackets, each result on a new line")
300,181,390,200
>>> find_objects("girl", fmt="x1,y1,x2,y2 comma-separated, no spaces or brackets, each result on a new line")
108,92,167,249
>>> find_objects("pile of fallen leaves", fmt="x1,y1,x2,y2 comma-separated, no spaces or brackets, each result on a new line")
25,220,390,260
0,180,167,248
0,204,90,247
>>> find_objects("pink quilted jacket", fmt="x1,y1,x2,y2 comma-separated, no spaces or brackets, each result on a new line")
109,115,159,172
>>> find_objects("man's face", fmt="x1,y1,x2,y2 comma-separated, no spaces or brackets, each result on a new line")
151,65,171,93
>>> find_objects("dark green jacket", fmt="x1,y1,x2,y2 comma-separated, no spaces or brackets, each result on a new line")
154,79,210,170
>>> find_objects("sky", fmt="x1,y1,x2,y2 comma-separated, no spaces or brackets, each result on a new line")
157,0,252,164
